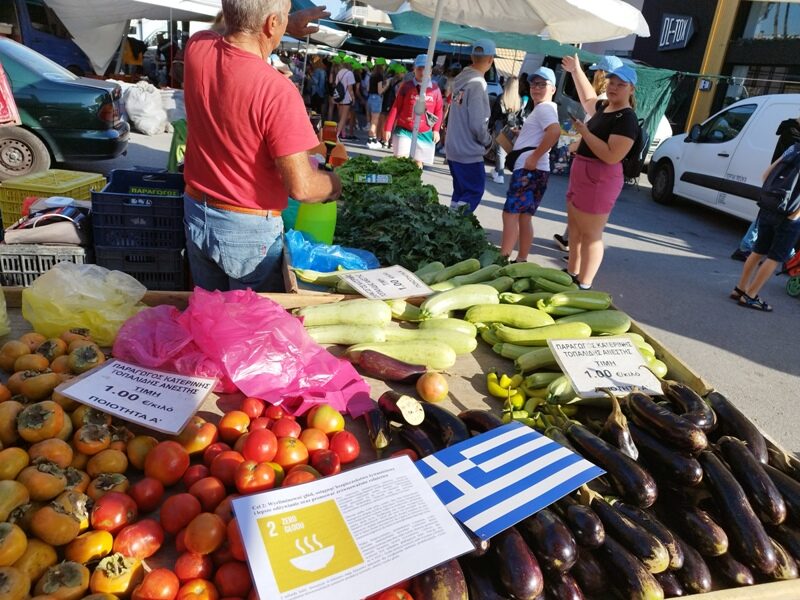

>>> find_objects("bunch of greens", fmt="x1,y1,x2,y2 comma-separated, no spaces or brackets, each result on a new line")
336,156,423,203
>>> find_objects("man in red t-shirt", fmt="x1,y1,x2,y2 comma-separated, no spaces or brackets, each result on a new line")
183,0,341,292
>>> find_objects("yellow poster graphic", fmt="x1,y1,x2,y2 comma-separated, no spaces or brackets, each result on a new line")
258,499,364,593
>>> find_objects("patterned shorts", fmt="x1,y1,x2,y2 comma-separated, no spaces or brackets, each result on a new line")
504,169,550,215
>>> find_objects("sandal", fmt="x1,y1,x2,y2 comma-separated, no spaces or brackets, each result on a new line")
730,286,746,300
738,293,773,312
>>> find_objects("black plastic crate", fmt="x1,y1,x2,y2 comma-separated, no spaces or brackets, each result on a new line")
91,170,185,249
94,246,186,291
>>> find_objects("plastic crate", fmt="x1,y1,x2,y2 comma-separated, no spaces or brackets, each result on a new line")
91,170,185,249
0,243,91,287
94,246,186,291
0,169,106,228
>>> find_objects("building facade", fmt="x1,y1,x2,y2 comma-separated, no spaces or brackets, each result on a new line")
335,1,392,28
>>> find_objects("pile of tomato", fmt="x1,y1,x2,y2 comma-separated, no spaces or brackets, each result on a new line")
0,328,367,600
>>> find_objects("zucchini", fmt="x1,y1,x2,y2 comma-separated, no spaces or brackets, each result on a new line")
532,277,578,294
556,309,631,334
465,304,555,329
494,322,592,346
297,298,392,327
419,318,477,338
538,290,612,311
432,258,481,284
381,327,477,355
515,347,558,373
305,324,386,345
647,357,668,378
346,341,457,370
523,372,562,389
385,299,422,322
499,263,573,285
511,278,532,293
493,342,533,361
429,280,456,292
419,284,500,319
500,291,552,306
484,275,514,292
480,327,502,346
334,278,358,294
450,264,502,286
542,305,587,316
293,267,359,287
414,261,445,285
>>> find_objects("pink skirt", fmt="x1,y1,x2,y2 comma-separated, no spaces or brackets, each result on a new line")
566,155,624,215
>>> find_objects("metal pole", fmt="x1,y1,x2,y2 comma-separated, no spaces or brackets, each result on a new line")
409,0,445,161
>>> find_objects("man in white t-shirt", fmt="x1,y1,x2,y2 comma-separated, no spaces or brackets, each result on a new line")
500,67,561,262
335,62,357,140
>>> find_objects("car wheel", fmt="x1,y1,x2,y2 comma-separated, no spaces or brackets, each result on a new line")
651,160,675,205
0,127,52,181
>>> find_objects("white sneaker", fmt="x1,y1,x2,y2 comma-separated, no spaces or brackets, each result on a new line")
492,172,505,184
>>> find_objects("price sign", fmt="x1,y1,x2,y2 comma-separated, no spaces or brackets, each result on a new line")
55,359,217,434
353,174,392,184
340,266,432,300
549,337,662,398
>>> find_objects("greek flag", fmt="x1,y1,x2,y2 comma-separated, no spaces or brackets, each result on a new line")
417,422,604,540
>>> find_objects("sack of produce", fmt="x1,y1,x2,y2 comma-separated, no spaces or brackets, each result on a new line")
123,81,168,136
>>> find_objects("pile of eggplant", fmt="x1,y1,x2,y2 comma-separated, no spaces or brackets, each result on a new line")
370,380,800,600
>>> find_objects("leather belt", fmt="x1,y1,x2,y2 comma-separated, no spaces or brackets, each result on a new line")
185,183,282,217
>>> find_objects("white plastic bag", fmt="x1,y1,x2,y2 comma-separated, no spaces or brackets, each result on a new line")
124,81,168,136
160,89,186,123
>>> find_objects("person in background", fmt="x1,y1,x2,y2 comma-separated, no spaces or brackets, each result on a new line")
444,39,496,212
518,73,530,103
488,75,523,185
383,54,443,169
334,58,356,141
561,54,638,289
366,61,386,149
500,67,561,263
122,37,147,76
379,65,404,150
309,55,327,114
182,0,341,292
349,62,366,135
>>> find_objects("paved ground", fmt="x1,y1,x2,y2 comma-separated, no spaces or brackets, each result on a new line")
63,130,800,453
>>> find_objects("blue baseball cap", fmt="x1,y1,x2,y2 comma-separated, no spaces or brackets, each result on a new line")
414,54,428,68
606,64,638,86
589,55,624,72
471,38,496,57
530,66,556,86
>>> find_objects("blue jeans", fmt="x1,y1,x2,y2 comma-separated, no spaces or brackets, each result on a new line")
448,160,486,212
493,122,507,175
183,195,284,292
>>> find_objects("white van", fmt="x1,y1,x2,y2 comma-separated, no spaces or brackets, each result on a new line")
648,94,800,221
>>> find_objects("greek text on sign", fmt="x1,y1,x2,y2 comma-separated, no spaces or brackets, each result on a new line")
340,266,432,300
55,359,217,435
549,337,661,398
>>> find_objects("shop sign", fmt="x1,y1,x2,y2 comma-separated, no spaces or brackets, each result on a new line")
549,336,662,398
658,13,695,51
340,265,433,299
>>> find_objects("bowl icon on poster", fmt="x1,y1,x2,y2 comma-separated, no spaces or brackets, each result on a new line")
290,535,334,572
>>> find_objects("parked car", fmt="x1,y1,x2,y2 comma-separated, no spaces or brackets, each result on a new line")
0,37,129,180
648,94,800,221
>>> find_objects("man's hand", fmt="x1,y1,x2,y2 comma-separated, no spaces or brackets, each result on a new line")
433,131,441,144
287,6,330,38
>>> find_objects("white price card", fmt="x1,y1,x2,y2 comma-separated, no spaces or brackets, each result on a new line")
55,359,217,435
340,266,433,300
549,336,662,398
233,456,473,600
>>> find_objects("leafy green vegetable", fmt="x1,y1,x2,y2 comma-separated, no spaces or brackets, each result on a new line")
336,156,423,204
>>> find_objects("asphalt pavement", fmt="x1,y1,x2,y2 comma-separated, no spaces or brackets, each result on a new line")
63,130,800,453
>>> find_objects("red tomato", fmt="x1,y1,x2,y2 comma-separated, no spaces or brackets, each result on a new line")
176,579,219,600
310,448,341,476
90,491,138,534
132,567,180,600
183,464,211,489
241,429,278,463
214,562,252,598
177,416,219,455
160,493,202,535
329,430,360,464
240,397,265,420
233,432,249,454
270,418,302,439
299,428,329,452
189,477,227,512
176,528,188,553
129,477,165,513
273,437,308,470
218,411,250,444
282,469,319,487
145,441,190,487
214,494,239,524
376,589,414,600
184,512,226,556
203,442,232,468
234,460,276,494
263,405,285,421
210,451,246,488
175,552,214,583
390,449,419,461
211,543,236,568
306,403,345,435
227,519,246,562
114,518,165,559
249,417,272,432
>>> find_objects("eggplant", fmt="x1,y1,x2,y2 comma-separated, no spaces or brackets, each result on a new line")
709,553,755,587
673,533,713,594
362,403,391,456
591,497,670,574
653,570,685,597
595,534,665,600
612,502,683,570
356,349,428,382
398,426,438,457
543,570,584,600
626,391,707,453
699,451,776,574
764,463,800,525
658,378,716,431
770,538,799,580
666,504,728,557
554,495,605,549
544,426,578,453
628,423,703,487
706,390,767,463
464,528,490,557
599,390,638,460
460,557,506,599
768,523,800,561
564,421,658,508
408,559,468,600
719,435,786,525
378,390,425,427
570,549,608,596
492,527,544,600
458,409,503,433
518,508,578,573
421,402,470,447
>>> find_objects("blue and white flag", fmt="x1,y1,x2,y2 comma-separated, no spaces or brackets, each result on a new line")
417,422,604,540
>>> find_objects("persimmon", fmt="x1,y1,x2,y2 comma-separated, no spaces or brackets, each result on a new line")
0,340,30,372
18,332,46,352
17,401,65,443
35,338,67,362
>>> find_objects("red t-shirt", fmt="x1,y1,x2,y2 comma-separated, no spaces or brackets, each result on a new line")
384,79,443,134
183,31,319,210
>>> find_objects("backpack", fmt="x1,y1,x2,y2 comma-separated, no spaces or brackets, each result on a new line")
332,70,347,103
758,143,800,216
621,117,649,180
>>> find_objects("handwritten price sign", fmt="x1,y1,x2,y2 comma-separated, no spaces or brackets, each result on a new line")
340,266,432,300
